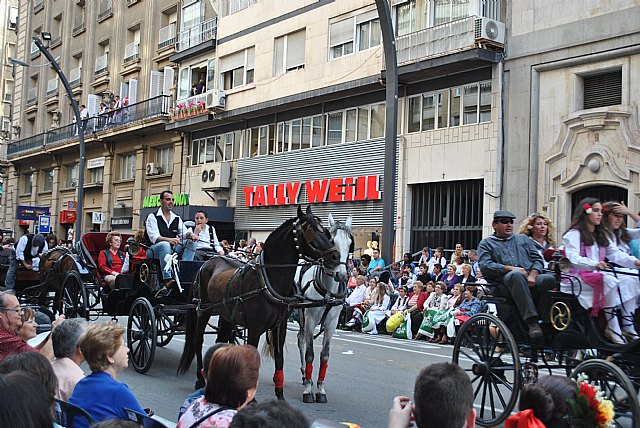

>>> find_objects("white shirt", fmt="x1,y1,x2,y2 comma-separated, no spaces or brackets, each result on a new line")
145,208,192,244
15,235,41,262
346,284,366,306
194,224,223,253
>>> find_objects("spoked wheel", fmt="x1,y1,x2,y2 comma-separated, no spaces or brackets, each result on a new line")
127,297,157,374
61,271,89,320
155,311,174,347
571,359,640,427
452,313,521,427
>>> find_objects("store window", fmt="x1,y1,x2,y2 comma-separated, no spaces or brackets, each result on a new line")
274,29,306,75
120,153,136,180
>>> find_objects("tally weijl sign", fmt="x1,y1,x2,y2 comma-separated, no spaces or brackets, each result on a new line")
243,175,381,208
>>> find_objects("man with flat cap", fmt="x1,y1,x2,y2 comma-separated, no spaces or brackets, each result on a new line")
477,210,555,338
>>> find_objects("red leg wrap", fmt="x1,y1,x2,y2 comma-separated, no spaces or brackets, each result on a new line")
273,369,285,389
305,362,313,381
318,360,328,382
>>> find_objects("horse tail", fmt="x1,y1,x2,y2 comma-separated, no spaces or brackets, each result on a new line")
177,268,201,376
262,329,276,360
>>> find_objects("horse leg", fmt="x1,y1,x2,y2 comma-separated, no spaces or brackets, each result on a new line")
194,311,210,390
273,317,288,400
296,309,306,383
216,317,234,344
302,314,316,403
316,308,339,403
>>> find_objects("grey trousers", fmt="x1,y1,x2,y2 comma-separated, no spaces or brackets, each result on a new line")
496,271,555,322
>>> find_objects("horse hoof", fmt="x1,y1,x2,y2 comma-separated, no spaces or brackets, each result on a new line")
275,388,285,401
303,393,315,403
315,393,327,403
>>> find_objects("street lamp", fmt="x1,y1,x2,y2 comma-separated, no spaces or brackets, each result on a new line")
32,35,85,243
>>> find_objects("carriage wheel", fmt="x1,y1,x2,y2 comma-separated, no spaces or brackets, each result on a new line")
61,271,89,320
571,359,640,427
155,311,174,347
452,313,521,427
127,298,157,374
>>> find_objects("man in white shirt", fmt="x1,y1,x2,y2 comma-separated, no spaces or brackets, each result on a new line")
192,210,225,260
344,276,367,328
5,233,46,290
143,190,196,295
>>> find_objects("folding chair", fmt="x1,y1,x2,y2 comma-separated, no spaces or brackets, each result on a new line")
55,398,95,428
124,408,169,428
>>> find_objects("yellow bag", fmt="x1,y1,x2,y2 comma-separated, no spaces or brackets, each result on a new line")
386,312,404,333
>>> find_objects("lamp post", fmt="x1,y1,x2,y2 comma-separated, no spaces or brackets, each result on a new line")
32,34,85,243
374,0,398,264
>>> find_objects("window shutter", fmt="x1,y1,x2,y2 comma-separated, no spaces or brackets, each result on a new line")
128,79,137,104
162,66,175,96
119,82,129,101
286,30,305,70
220,51,244,73
149,70,162,98
583,70,622,109
329,18,353,46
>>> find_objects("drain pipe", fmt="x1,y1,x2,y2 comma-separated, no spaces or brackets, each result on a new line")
490,56,505,211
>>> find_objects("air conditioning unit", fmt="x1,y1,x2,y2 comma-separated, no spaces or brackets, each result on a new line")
146,162,160,176
202,162,230,189
474,17,505,46
205,89,226,110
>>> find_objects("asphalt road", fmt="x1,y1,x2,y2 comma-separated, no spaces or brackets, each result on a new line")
116,318,460,428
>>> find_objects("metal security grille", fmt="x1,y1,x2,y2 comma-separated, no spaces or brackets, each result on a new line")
411,179,484,252
583,70,622,110
571,185,627,212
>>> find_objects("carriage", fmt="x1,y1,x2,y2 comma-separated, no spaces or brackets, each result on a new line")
451,259,640,427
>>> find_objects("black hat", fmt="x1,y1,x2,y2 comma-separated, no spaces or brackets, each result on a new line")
493,210,516,219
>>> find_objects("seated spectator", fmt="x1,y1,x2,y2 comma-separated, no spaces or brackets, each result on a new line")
0,351,59,424
388,362,475,428
358,254,372,276
70,321,145,428
178,345,260,428
415,282,450,342
427,247,447,275
390,262,402,286
435,284,466,345
442,265,459,293
229,399,308,428
347,268,359,290
506,375,576,428
417,247,430,267
0,291,37,359
398,270,413,291
432,263,444,282
405,281,429,337
458,264,476,286
16,306,38,342
415,264,431,285
362,283,391,335
0,371,56,428
178,343,228,420
344,276,367,329
389,286,410,315
46,233,59,250
51,318,87,400
452,256,465,275
452,286,483,332
128,229,147,270
98,232,130,290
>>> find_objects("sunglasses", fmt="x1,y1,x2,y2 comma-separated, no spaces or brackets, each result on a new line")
495,218,515,224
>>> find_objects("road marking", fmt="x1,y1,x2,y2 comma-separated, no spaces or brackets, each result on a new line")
331,336,473,362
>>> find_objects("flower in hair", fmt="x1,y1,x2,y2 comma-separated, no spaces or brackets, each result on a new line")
583,203,593,215
527,218,535,230
566,374,615,427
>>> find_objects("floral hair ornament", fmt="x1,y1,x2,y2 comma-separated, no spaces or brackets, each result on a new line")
583,203,593,215
566,374,615,428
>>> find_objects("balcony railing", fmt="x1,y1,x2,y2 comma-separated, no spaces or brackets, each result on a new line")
72,21,85,36
34,0,44,12
220,0,257,17
124,42,140,63
46,78,58,96
8,95,171,158
176,17,217,52
95,53,108,75
69,67,82,86
30,41,40,58
27,87,37,105
98,0,113,20
158,22,177,50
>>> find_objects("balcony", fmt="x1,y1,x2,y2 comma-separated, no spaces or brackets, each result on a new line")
97,0,113,21
69,67,82,86
158,23,176,50
50,36,62,49
172,92,208,121
124,43,140,64
8,95,171,159
46,78,59,97
72,21,86,36
176,17,217,52
94,54,108,76
27,87,37,105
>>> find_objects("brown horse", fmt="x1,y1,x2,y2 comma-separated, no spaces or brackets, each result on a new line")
178,206,341,400
38,246,77,315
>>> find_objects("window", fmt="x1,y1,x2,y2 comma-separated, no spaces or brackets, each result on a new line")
65,164,78,188
124,26,141,63
274,29,306,75
329,11,381,60
277,115,322,152
9,7,18,30
95,40,109,75
191,137,215,165
177,61,209,100
158,8,178,49
394,1,415,36
22,173,33,194
411,179,484,251
42,169,54,191
73,4,85,34
326,112,343,145
433,0,469,27
406,81,491,132
220,48,254,90
120,153,136,179
155,146,174,174
88,167,104,184
52,14,63,45
583,70,622,110
181,0,204,31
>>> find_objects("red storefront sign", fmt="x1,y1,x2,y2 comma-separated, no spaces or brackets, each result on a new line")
60,210,77,224
243,175,381,208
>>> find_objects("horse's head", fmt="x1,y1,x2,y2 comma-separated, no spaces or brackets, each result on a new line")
295,206,340,269
328,213,353,282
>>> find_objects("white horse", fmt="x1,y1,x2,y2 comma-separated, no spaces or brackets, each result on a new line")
296,214,352,403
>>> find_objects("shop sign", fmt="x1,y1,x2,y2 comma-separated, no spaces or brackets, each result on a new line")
110,217,133,229
243,175,381,208
60,210,77,224
68,201,77,210
142,193,189,208
87,157,105,169
92,212,105,224
38,215,51,234
16,205,50,220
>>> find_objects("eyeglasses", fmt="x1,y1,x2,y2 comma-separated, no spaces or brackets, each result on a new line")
495,218,515,224
0,307,24,315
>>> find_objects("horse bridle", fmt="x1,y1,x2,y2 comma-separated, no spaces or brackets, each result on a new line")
293,218,339,268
